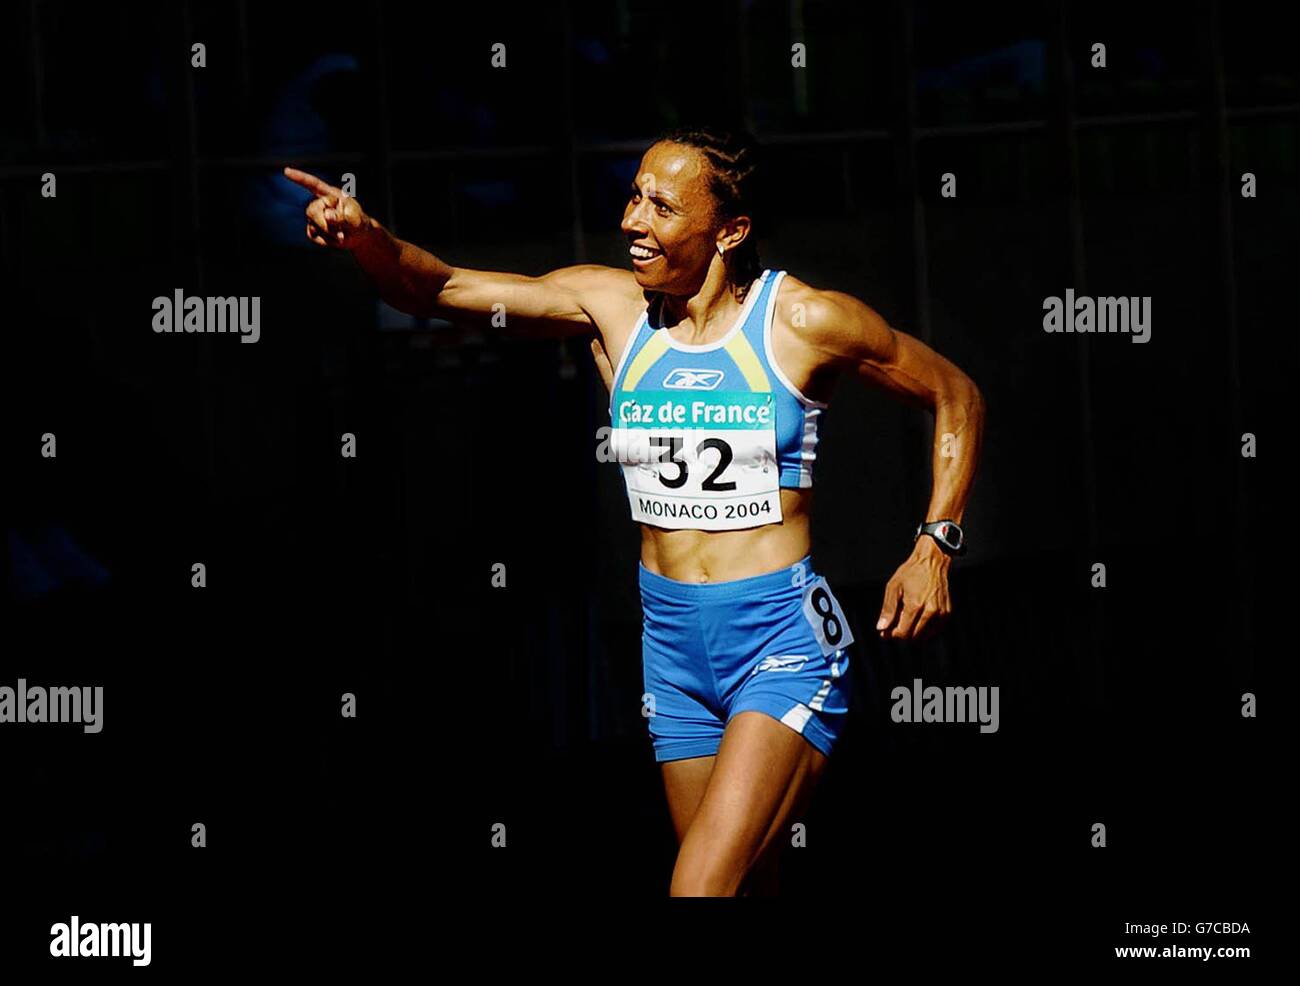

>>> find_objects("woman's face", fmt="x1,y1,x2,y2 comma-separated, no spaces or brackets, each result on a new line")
621,142,726,294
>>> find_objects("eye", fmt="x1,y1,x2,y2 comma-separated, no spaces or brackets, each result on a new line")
655,203,671,217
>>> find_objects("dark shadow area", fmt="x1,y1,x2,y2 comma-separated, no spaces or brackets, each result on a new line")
1,0,1281,971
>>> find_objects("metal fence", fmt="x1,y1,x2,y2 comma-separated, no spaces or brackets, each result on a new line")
4,0,1278,668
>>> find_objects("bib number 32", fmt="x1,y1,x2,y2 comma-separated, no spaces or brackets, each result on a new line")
650,436,735,490
801,578,855,656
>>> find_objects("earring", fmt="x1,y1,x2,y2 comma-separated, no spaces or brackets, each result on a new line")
716,244,725,257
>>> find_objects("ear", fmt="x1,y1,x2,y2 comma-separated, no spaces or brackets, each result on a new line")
716,214,751,254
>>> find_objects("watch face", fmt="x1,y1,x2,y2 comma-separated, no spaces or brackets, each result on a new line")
939,523,961,548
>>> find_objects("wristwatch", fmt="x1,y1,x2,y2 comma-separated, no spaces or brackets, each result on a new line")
915,519,966,557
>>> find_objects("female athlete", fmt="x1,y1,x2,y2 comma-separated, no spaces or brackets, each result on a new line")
284,126,985,897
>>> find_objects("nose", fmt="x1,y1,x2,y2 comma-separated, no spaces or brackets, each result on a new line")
621,200,651,234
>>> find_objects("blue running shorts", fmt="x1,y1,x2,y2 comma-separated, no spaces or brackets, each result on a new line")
639,555,855,762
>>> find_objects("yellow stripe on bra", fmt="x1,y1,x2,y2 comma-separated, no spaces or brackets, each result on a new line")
723,329,772,392
622,329,672,390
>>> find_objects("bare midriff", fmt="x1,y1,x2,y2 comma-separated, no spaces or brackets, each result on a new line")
637,487,813,583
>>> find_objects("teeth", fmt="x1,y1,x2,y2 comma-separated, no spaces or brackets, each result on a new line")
630,245,659,259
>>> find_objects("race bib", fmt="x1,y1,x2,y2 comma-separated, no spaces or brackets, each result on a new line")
611,388,783,531
801,577,855,656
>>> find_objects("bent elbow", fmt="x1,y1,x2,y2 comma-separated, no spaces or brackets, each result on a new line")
936,375,985,422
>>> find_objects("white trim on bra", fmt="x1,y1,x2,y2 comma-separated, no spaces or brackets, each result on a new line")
655,269,771,353
762,270,830,409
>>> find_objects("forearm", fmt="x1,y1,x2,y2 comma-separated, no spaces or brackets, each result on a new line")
924,379,985,525
349,219,452,317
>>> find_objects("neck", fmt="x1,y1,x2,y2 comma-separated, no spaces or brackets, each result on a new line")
659,260,751,343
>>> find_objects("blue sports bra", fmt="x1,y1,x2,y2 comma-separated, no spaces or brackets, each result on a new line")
607,269,827,531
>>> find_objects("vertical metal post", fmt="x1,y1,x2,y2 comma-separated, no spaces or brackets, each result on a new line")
560,0,586,264
790,0,809,118
736,0,755,135
1049,0,1095,546
1198,0,1253,668
893,0,932,346
889,0,932,524
232,0,252,261
28,0,46,150
372,2,395,232
14,0,46,313
176,0,215,491
560,0,590,744
1049,0,1103,709
236,0,252,114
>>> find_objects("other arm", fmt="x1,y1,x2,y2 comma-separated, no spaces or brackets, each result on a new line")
797,284,986,640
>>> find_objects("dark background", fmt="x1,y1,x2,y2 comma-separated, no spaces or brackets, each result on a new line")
1,0,1283,971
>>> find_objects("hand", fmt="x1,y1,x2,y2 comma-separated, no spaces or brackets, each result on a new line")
875,535,953,641
282,166,375,251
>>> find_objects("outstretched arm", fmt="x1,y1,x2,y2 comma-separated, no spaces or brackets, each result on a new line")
797,284,986,641
283,167,634,337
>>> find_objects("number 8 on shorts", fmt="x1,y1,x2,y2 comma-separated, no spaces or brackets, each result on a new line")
801,577,855,656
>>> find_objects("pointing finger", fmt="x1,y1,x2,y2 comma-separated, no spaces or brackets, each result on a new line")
283,166,339,198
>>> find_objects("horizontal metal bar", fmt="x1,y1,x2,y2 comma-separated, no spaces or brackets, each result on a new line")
394,144,554,162
747,128,892,145
1075,109,1197,129
0,159,171,177
1224,101,1300,120
1,102,1294,181
915,118,1046,138
208,151,368,169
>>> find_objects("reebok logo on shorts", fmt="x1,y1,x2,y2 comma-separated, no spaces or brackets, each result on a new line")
750,654,809,676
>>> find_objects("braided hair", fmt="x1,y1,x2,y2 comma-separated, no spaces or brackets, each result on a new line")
654,126,766,293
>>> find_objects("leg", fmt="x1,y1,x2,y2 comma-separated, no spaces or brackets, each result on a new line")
664,754,783,897
670,711,828,897
660,755,715,844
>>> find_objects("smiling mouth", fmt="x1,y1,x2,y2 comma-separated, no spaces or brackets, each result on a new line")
629,243,662,263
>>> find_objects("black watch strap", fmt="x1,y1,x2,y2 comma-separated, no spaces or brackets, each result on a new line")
915,519,966,556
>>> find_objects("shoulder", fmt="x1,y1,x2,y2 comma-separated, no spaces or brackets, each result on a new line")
544,264,647,341
544,264,641,304
770,272,896,362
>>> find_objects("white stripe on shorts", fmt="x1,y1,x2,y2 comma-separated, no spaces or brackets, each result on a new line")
808,679,832,712
781,702,812,734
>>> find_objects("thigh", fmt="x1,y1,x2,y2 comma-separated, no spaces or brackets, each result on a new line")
660,755,715,844
670,711,828,896
720,575,855,761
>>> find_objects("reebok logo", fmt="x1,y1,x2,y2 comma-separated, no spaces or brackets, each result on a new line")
662,368,724,390
751,655,809,676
